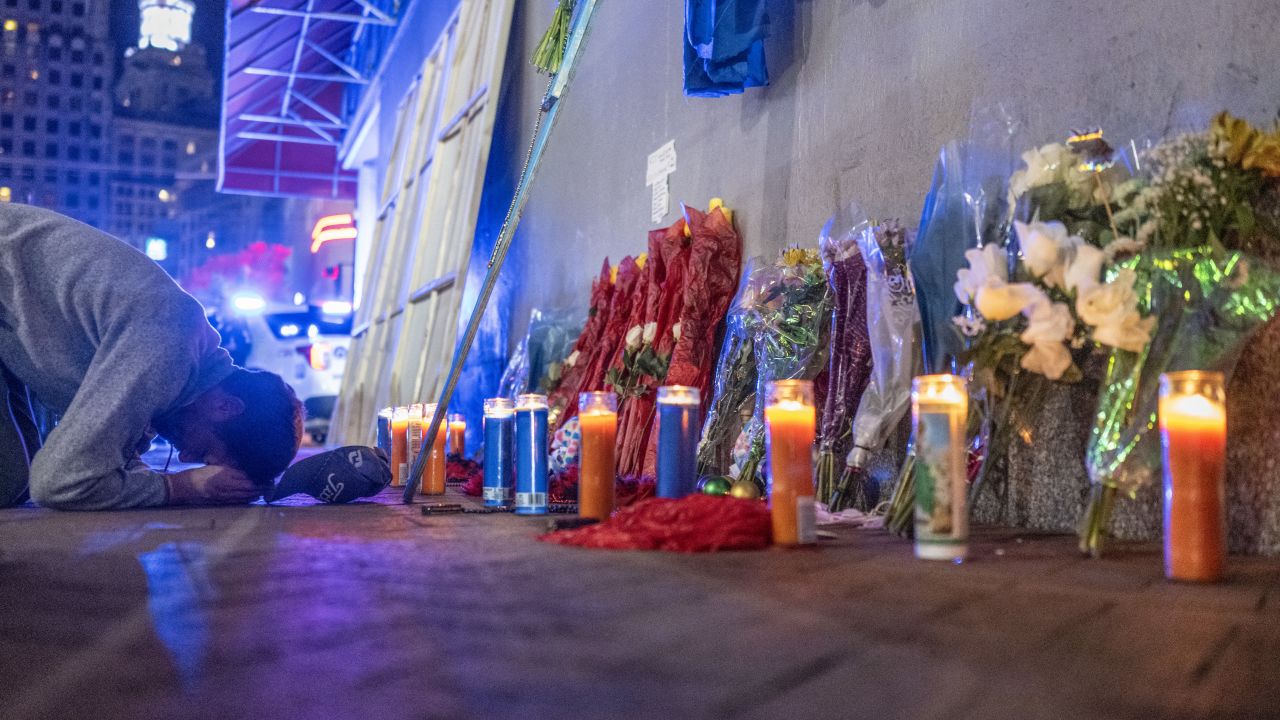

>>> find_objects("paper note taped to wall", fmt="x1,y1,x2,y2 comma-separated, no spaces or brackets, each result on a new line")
651,177,670,224
647,140,677,186
647,140,676,223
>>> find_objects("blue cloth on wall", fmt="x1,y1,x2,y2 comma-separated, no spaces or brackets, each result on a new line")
684,0,770,98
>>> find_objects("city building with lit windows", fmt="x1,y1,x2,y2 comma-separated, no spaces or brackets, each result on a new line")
0,0,114,229
0,0,286,279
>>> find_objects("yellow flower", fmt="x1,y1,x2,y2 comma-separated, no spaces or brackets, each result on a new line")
635,252,648,270
1243,133,1280,178
780,246,818,268
610,265,618,284
1211,111,1260,167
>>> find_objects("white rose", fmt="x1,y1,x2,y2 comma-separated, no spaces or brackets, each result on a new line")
1016,220,1079,289
1009,143,1072,198
642,321,657,345
1076,268,1140,328
954,244,1009,304
1092,313,1155,353
671,322,682,342
565,350,581,368
975,281,1044,322
1020,300,1074,345
1064,244,1107,294
625,325,643,350
1020,341,1073,380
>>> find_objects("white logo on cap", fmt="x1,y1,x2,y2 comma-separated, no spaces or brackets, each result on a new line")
319,473,345,502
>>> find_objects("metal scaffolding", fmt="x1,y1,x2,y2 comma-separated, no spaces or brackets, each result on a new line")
219,0,397,198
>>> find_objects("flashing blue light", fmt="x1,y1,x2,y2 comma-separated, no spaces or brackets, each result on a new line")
319,300,353,316
231,292,266,314
145,237,168,261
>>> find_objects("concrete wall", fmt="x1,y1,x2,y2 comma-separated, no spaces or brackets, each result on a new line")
487,0,1280,342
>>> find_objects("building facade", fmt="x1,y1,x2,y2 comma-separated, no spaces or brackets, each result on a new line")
0,0,113,227
0,0,286,281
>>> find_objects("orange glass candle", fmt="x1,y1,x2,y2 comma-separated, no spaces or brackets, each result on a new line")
578,391,618,520
390,406,409,487
448,413,467,457
419,403,448,495
765,380,817,546
1159,371,1227,582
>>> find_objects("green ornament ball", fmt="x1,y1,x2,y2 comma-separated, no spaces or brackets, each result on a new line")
729,479,762,500
699,476,733,496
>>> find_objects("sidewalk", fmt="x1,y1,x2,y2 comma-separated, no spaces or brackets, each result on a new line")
1,488,1278,719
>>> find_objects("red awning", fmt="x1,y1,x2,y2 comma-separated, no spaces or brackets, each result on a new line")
219,0,392,198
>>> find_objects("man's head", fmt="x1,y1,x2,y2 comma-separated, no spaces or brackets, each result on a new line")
155,369,304,484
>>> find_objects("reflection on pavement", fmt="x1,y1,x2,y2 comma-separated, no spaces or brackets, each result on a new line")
138,543,215,688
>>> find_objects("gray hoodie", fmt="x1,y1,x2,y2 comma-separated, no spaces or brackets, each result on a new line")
0,204,233,509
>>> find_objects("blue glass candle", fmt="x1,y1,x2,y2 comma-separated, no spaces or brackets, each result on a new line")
375,407,393,457
514,393,550,515
656,385,701,499
483,398,515,507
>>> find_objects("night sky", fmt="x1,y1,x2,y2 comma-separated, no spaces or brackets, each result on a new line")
109,0,226,95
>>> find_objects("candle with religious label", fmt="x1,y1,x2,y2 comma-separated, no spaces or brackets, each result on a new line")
656,385,701,498
483,398,515,506
1159,371,1227,582
376,407,393,457
578,391,618,520
419,403,448,495
406,403,424,480
765,380,816,546
448,413,467,457
390,406,409,487
912,374,968,561
515,393,550,514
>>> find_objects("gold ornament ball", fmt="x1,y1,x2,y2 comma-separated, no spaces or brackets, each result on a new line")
729,479,762,500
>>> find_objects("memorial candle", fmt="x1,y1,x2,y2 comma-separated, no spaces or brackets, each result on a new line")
578,391,618,520
656,385,701,498
390,406,409,487
1159,371,1227,582
448,413,467,457
483,398,515,507
765,380,816,546
419,403,448,496
515,393,550,515
406,403,424,480
911,374,968,561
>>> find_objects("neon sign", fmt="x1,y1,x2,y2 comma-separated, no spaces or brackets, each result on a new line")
310,213,357,253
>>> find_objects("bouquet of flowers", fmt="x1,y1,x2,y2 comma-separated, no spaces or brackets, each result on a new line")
696,258,761,478
814,211,874,507
1080,112,1280,555
829,220,918,511
731,246,832,486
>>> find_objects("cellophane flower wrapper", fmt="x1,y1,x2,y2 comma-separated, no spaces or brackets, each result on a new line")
1082,248,1280,549
499,307,583,399
911,106,1019,375
814,207,874,505
696,257,762,477
834,222,919,509
736,252,833,483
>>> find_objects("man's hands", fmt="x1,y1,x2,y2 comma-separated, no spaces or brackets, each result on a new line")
165,465,264,506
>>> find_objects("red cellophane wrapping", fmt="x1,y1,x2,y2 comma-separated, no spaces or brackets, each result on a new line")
614,218,693,476
636,206,743,476
548,259,616,428
539,494,771,552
